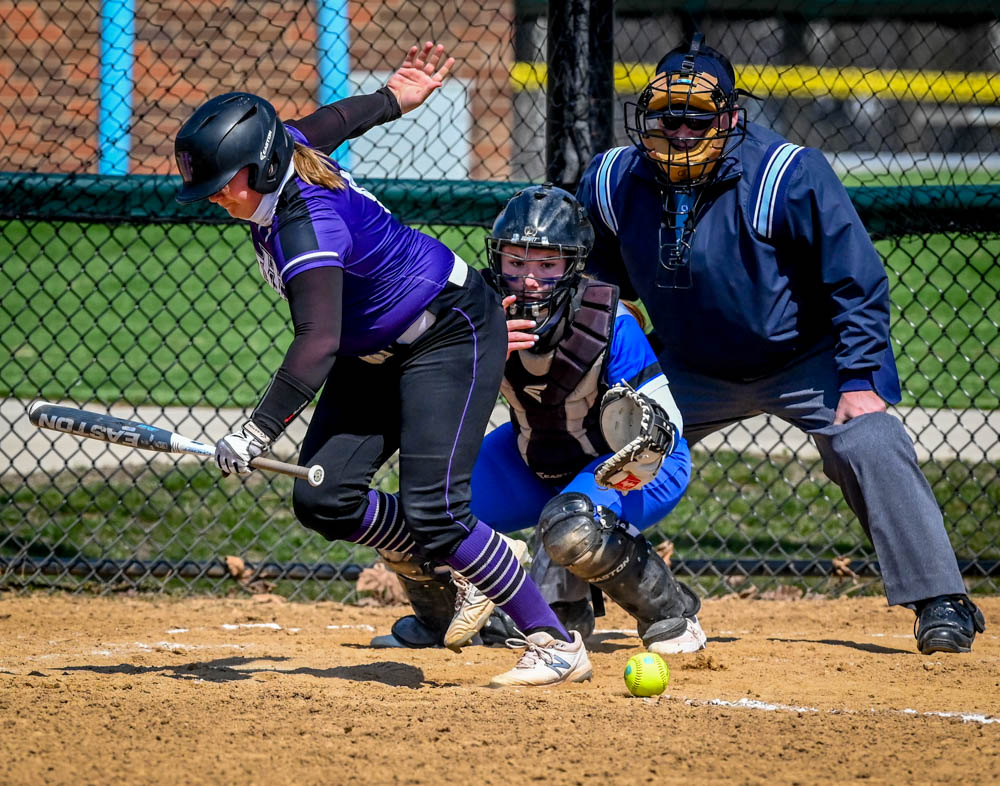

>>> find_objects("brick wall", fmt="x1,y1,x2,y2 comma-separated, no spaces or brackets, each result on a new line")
0,0,516,179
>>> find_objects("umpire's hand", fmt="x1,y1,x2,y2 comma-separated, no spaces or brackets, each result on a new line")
834,390,886,425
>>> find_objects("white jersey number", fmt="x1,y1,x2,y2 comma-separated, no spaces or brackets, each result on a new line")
341,170,391,214
255,245,287,300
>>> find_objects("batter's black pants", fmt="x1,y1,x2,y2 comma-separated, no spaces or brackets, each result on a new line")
291,269,506,559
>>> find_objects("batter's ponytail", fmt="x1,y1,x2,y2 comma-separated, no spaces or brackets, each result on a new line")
292,143,345,191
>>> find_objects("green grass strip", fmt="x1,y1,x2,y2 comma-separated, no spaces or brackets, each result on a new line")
0,221,996,408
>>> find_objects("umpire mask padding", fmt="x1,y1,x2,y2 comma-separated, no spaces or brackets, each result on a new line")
625,36,745,185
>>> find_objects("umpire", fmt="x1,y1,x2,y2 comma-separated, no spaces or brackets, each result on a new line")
571,34,985,653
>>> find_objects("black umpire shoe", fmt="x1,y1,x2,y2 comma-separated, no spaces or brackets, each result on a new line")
914,595,986,654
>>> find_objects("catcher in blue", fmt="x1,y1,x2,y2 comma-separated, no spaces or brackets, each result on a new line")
571,34,985,654
172,43,592,688
378,184,707,656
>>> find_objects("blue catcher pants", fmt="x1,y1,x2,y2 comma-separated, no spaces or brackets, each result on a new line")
471,421,691,605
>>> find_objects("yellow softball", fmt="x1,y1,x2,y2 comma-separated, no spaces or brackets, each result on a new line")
623,652,670,697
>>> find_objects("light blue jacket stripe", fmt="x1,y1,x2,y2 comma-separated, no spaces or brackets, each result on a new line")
753,143,803,237
595,146,627,235
764,146,806,237
752,143,795,233
753,143,797,234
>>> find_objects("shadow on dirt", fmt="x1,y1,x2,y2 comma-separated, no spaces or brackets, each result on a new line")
56,656,430,687
585,631,640,654
291,662,429,687
767,637,913,655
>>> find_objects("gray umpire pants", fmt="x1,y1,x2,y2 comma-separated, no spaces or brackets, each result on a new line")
532,345,966,608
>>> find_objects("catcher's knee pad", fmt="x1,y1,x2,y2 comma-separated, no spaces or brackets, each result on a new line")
379,550,457,641
478,608,522,647
640,582,701,643
380,615,441,648
538,492,694,639
538,492,632,581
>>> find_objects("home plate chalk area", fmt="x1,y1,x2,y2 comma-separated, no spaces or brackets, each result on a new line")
1,594,998,785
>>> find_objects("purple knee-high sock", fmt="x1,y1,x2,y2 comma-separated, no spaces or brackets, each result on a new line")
446,521,570,640
345,490,416,553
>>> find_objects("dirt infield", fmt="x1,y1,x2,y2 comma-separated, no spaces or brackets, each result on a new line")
1,594,998,786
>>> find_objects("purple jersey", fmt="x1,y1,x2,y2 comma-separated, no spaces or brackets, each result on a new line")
250,125,457,356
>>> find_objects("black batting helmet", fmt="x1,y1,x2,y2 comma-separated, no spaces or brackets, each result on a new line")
174,92,294,204
485,184,595,350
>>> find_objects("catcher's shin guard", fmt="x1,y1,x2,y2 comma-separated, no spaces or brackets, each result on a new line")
374,550,457,648
478,607,523,647
551,599,597,640
538,492,699,646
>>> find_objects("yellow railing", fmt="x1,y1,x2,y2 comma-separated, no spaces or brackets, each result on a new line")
511,62,1000,104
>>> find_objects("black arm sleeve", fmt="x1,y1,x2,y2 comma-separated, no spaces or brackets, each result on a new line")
286,87,402,155
250,266,343,439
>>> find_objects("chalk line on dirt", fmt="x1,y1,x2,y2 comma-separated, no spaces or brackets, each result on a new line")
673,695,1000,726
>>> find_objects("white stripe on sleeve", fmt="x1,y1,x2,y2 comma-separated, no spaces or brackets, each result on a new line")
279,250,341,278
594,146,628,235
637,374,684,438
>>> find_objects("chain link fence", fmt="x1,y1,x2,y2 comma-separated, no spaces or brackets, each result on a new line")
1,1,998,599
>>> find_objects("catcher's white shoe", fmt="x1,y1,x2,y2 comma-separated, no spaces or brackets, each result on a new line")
647,617,708,655
444,536,530,653
488,630,593,688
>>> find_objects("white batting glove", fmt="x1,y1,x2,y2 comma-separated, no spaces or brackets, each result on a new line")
215,421,270,476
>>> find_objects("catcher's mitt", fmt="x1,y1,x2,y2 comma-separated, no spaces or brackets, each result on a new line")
595,383,677,493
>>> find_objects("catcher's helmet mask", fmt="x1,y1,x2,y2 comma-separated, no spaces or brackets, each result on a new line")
626,34,747,185
486,184,595,353
174,92,294,204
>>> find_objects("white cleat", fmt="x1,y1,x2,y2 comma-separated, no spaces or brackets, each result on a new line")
647,617,708,655
488,630,593,688
444,536,530,653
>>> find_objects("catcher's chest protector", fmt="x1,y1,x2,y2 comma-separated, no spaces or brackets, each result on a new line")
502,282,618,481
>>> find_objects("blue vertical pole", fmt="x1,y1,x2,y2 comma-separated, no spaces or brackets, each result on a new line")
315,0,351,168
99,0,134,175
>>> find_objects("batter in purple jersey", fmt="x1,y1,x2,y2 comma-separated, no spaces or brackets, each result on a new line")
249,127,457,356
172,43,591,687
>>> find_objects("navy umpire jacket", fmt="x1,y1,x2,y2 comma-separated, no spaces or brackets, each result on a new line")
577,121,902,404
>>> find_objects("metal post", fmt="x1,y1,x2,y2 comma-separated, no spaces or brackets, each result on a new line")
99,0,134,175
546,0,614,189
589,0,615,159
315,0,351,168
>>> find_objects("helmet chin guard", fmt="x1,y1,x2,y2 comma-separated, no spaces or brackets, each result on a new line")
497,267,579,353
